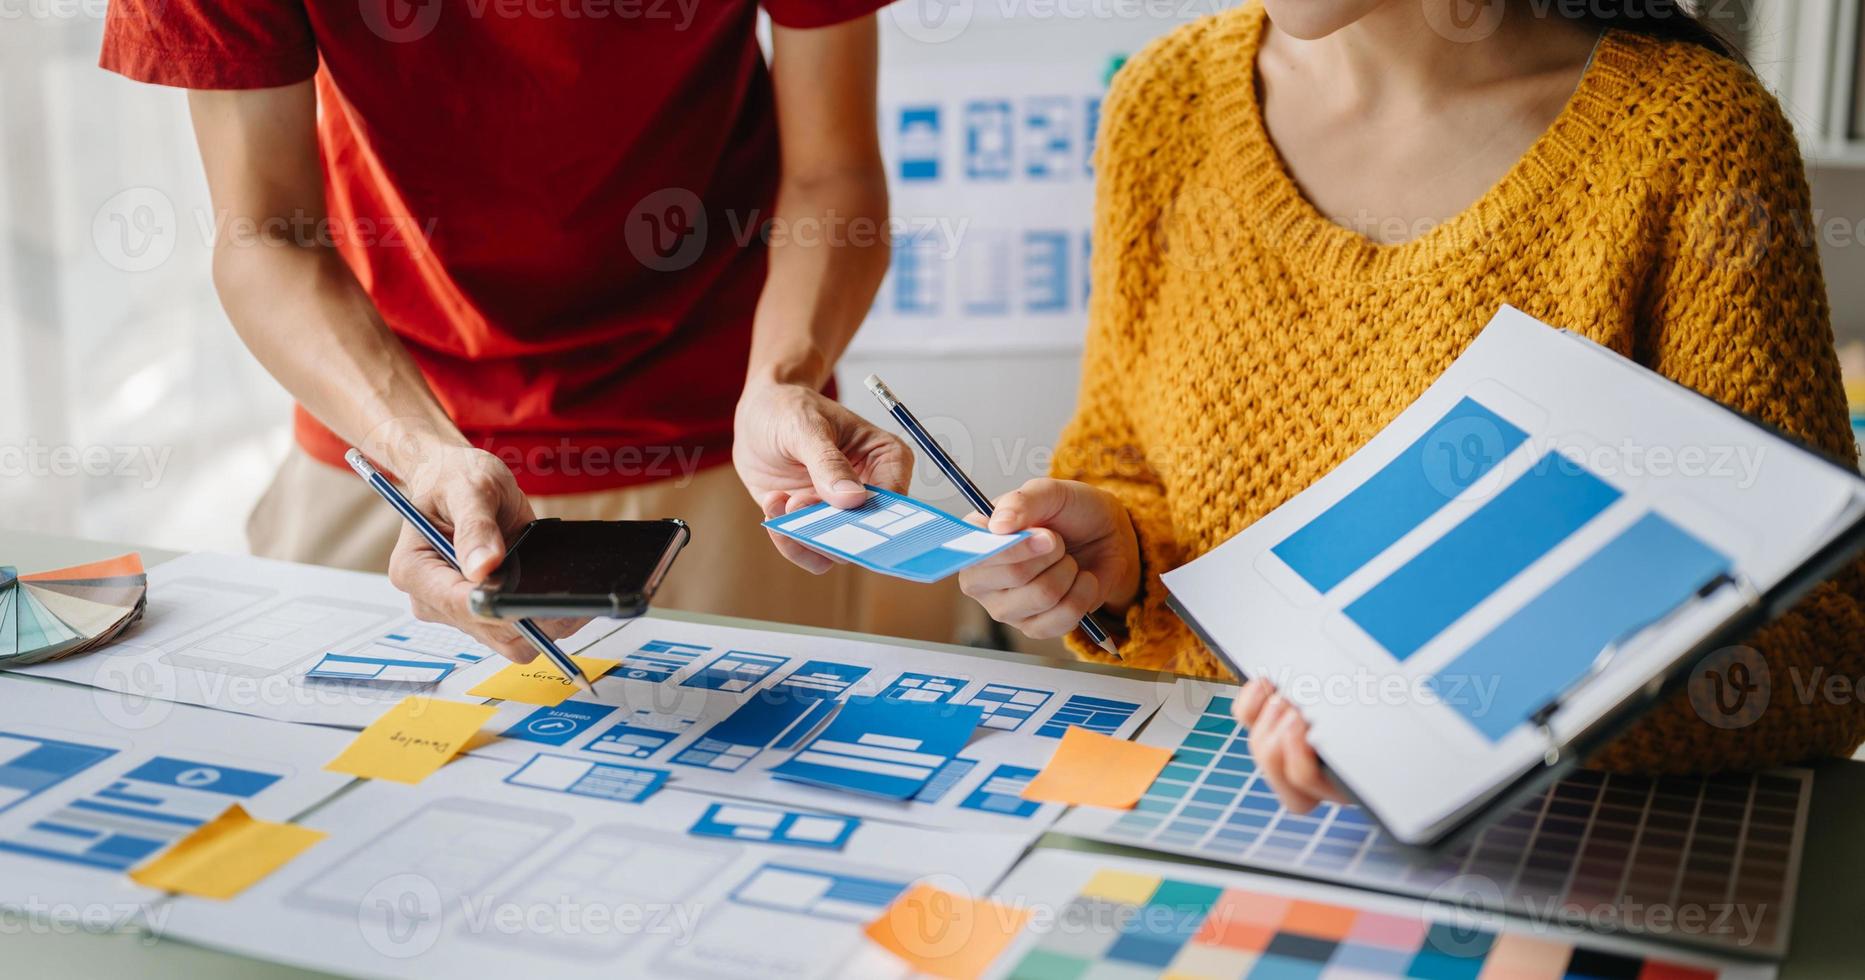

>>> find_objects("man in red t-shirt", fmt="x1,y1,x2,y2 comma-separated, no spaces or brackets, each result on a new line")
102,0,914,659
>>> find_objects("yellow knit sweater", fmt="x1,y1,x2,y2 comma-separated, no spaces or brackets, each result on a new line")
1058,4,1865,771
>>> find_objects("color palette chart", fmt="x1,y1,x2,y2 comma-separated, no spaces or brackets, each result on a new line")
987,851,1771,980
1056,682,1808,955
0,553,146,666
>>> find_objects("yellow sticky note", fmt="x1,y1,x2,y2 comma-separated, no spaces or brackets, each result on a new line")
466,655,620,706
864,883,1031,980
325,696,498,784
1020,725,1173,809
129,804,325,900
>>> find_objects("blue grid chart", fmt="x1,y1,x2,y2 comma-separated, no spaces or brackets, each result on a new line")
616,640,709,683
965,684,1054,731
1089,692,1809,954
1035,694,1142,738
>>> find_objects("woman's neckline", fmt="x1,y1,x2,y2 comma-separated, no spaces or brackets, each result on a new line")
1207,4,1647,283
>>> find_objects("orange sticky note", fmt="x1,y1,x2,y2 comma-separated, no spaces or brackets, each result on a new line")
325,696,497,784
1020,726,1172,809
466,655,620,706
864,883,1031,980
129,804,325,899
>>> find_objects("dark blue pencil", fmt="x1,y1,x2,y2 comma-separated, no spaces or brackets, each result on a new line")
864,375,1121,659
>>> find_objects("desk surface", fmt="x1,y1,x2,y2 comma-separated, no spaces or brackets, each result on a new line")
3,528,1859,978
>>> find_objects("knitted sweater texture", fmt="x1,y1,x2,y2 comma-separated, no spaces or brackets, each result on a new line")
1057,4,1865,770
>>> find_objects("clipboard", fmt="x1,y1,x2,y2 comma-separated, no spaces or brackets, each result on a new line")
1159,307,1865,851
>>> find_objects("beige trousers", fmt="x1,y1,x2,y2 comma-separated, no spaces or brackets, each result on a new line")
246,449,979,641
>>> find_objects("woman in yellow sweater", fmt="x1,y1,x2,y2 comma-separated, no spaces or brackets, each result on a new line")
960,0,1865,810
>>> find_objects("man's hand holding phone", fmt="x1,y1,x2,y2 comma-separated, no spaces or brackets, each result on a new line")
382,447,583,664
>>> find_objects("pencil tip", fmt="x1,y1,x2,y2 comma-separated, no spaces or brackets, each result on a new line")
1096,637,1122,659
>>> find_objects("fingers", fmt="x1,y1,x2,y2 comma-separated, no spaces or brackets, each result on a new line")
990,553,1079,622
794,417,869,510
759,490,835,575
406,585,537,664
861,431,914,495
1016,568,1101,638
986,479,1074,534
391,524,537,663
1244,692,1342,813
1279,713,1341,805
958,528,1062,586
442,477,510,581
1233,677,1275,729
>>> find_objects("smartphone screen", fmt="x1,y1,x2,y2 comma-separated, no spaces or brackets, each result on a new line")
479,519,687,618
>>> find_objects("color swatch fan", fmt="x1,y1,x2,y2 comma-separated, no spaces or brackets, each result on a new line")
0,553,146,665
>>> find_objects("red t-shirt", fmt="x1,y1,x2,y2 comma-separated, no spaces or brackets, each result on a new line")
100,0,886,495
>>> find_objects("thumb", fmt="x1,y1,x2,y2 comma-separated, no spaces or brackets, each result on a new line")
446,482,509,581
987,479,1071,534
797,421,869,509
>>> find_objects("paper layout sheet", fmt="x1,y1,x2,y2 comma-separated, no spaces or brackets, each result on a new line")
159,755,1033,980
983,850,1776,980
0,675,353,919
1163,308,1865,843
763,487,1026,583
463,614,1171,833
12,552,616,729
1056,680,1810,956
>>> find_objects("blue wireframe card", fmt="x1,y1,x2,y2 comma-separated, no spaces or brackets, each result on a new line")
770,696,984,800
762,487,1027,583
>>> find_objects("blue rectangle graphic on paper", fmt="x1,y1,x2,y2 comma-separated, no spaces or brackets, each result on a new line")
959,764,1043,818
965,683,1054,731
689,802,860,851
617,640,709,683
763,487,1027,584
680,650,789,693
0,732,117,816
586,707,699,760
881,672,967,704
1273,397,1530,594
1343,454,1621,661
729,863,909,923
913,757,980,804
305,652,455,684
672,690,821,774
502,701,617,746
771,697,984,800
1432,512,1730,740
1036,694,1142,738
771,661,870,701
504,754,667,804
0,757,280,870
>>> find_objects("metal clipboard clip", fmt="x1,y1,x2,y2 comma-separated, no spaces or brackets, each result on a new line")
1524,571,1762,767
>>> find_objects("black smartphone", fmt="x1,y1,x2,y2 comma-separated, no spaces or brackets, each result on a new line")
468,518,689,620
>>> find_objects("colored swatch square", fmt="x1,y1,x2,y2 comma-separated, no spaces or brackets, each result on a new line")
1082,869,1161,906
1281,899,1358,941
